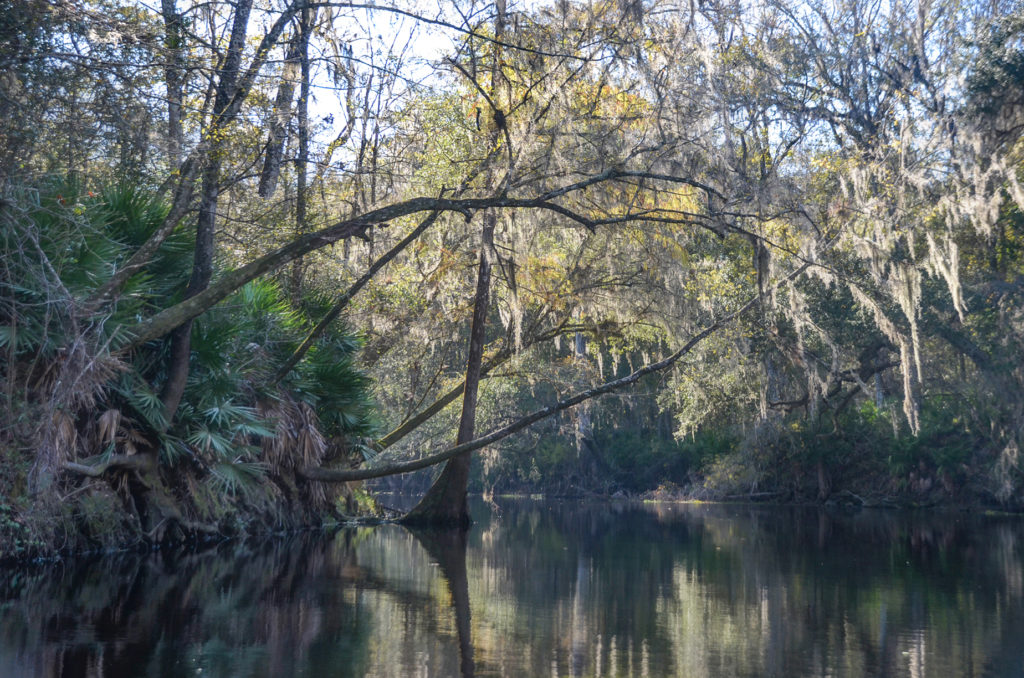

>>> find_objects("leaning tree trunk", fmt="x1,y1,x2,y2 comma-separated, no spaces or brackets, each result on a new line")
402,214,495,528
161,0,253,422
401,0,507,528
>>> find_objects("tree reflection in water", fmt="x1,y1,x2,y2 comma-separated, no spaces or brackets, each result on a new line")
1,502,1024,677
409,528,475,677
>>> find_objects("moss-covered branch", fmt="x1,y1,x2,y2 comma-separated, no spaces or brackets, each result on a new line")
299,264,809,483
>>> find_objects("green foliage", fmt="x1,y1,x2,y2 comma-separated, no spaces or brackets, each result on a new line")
0,181,192,360
342,486,381,516
692,395,985,502
600,428,732,493
0,500,43,561
185,278,375,440
0,180,379,552
967,9,1024,120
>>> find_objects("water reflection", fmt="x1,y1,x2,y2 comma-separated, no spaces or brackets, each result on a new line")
409,528,474,677
1,502,1023,677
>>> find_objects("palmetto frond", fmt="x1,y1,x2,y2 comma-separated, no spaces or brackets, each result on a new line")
208,461,268,498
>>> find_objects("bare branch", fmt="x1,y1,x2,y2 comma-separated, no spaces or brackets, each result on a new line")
323,3,600,62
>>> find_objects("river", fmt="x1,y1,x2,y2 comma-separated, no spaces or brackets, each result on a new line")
1,499,1023,677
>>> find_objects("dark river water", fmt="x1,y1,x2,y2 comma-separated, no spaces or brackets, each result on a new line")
2,499,1023,677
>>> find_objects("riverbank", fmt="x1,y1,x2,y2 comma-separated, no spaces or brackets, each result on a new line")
3,465,1020,567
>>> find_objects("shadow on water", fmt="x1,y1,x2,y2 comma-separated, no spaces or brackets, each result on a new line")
2,501,1024,677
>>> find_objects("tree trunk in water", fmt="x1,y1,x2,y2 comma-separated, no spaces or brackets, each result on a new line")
817,459,831,502
573,328,594,455
402,214,494,528
571,326,602,487
402,0,506,528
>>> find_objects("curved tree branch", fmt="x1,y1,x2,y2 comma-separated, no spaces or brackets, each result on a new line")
275,210,442,381
121,170,723,348
299,263,809,483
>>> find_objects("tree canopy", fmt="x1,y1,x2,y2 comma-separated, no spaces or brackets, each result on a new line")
1,0,1023,550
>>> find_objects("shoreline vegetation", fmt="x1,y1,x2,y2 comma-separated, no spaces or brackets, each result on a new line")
3,488,1020,568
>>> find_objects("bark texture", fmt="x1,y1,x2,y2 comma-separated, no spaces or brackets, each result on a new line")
402,214,495,528
160,0,252,421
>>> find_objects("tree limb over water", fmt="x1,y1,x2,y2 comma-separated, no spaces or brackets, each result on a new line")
299,264,810,483
123,169,726,348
